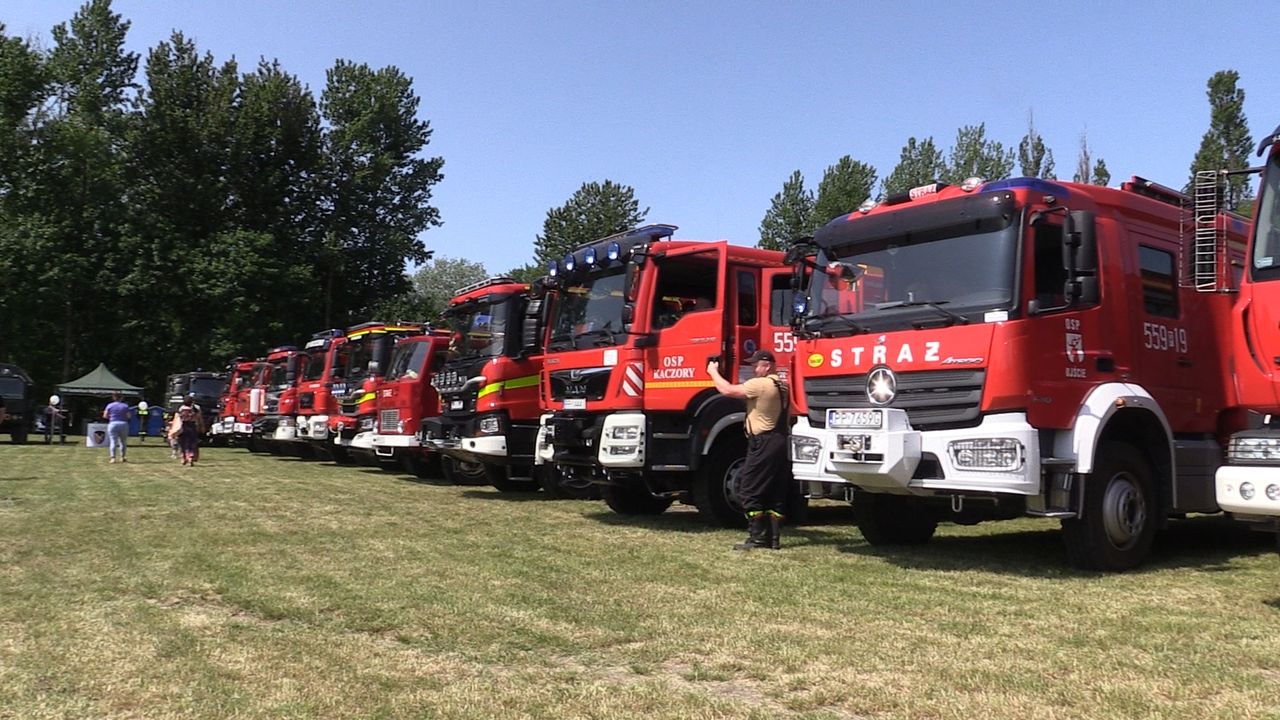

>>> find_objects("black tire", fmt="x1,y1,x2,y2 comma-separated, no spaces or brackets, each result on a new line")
853,491,938,545
693,436,748,528
1061,442,1157,571
441,457,489,486
602,482,672,516
538,464,601,499
329,446,355,465
485,464,541,493
11,426,27,444
402,452,439,479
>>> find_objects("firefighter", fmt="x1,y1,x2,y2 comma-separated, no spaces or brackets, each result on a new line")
707,349,789,551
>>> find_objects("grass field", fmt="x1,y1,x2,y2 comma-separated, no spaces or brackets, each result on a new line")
1,442,1278,719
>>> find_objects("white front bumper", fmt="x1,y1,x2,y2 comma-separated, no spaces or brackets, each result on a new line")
233,422,254,435
272,420,297,442
1216,465,1280,516
427,433,508,457
306,415,330,441
790,410,1043,496
349,431,377,452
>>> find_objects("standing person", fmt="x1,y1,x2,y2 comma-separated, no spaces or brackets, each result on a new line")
173,393,205,466
707,350,790,551
102,392,132,463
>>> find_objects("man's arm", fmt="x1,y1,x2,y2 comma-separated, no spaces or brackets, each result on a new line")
707,361,747,399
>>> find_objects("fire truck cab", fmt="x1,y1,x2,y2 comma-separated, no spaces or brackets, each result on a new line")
248,345,303,452
1216,126,1280,525
534,224,798,526
222,358,265,444
295,329,346,453
788,176,1246,570
422,277,546,491
328,322,427,462
363,330,450,469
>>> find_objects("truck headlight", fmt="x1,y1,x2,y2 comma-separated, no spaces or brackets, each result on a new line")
605,425,641,441
478,415,502,434
791,436,821,463
359,417,374,431
1266,484,1280,502
1227,436,1280,464
608,445,638,455
948,438,1024,471
1240,482,1256,501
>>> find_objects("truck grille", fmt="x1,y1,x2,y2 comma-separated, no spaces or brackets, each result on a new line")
805,370,985,430
380,409,400,431
549,367,611,401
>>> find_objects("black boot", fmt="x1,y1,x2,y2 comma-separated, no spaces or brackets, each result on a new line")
733,514,769,551
768,511,783,550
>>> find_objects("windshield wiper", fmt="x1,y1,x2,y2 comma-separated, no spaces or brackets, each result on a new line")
874,299,969,326
806,314,870,337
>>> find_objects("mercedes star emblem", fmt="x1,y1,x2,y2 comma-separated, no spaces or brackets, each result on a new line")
866,366,896,406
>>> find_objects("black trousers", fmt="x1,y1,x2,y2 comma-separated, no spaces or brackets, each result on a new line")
738,431,788,514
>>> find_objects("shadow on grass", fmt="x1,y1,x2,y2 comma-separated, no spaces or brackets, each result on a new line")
798,514,1276,578
459,488,549,502
582,509,723,534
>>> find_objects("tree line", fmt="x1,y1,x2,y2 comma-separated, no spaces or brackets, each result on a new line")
0,2,1257,399
0,0,443,396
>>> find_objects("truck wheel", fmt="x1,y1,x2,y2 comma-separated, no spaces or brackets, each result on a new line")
693,437,748,528
486,464,541,493
1061,442,1156,571
853,491,938,545
11,426,27,444
538,465,601,500
602,483,672,516
402,452,439,479
442,457,488,486
329,446,355,464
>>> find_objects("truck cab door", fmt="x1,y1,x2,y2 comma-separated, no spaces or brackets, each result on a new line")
642,243,726,412
762,267,797,382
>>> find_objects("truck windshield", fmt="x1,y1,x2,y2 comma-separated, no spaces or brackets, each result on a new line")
1252,149,1280,279
548,270,626,351
387,340,431,380
444,298,509,360
0,377,24,397
806,223,1018,334
190,378,224,397
302,348,327,381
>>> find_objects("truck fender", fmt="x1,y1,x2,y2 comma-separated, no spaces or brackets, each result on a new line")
701,412,745,456
1053,382,1172,474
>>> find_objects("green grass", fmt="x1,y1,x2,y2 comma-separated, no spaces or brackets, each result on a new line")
1,443,1279,719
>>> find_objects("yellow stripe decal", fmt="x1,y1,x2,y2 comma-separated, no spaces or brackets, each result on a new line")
646,380,714,389
477,374,541,398
356,392,377,404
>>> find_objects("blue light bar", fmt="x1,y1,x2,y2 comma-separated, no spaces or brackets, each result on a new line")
564,254,576,272
548,260,558,277
981,178,1071,199
584,247,597,265
606,241,621,261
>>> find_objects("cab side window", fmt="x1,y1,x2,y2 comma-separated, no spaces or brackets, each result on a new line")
769,273,794,326
1032,221,1067,308
652,256,718,329
1139,246,1178,318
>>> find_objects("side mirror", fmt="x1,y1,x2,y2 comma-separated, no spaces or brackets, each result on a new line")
520,299,543,354
1063,210,1097,273
622,304,634,326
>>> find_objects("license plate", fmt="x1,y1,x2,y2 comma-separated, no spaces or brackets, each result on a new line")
827,408,882,429
564,398,586,410
450,400,464,410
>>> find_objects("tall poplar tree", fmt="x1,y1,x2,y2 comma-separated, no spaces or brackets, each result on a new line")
1188,69,1254,210
758,170,813,251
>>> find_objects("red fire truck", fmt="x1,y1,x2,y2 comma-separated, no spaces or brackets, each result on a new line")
787,176,1247,570
328,322,428,462
533,225,799,525
366,330,451,471
253,345,305,453
295,329,347,456
421,277,549,492
217,357,265,445
1216,126,1280,524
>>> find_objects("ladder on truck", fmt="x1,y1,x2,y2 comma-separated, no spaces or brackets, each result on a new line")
1192,169,1223,291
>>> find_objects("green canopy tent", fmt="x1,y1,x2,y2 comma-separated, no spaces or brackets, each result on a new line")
56,363,143,399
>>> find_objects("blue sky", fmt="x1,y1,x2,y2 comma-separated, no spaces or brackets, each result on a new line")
6,1,1280,274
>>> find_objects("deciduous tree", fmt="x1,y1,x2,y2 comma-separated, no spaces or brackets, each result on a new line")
534,180,647,265
812,156,876,229
945,123,1014,183
758,170,813,251
881,137,946,197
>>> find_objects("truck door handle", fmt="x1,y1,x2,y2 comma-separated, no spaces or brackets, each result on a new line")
1176,358,1193,368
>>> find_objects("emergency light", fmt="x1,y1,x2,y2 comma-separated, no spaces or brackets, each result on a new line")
584,247,597,266
564,254,576,272
607,242,621,261
548,260,558,277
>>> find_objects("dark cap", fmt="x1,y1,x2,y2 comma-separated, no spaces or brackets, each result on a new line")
745,349,776,364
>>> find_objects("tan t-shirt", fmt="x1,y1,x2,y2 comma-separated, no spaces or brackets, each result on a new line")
743,374,784,435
